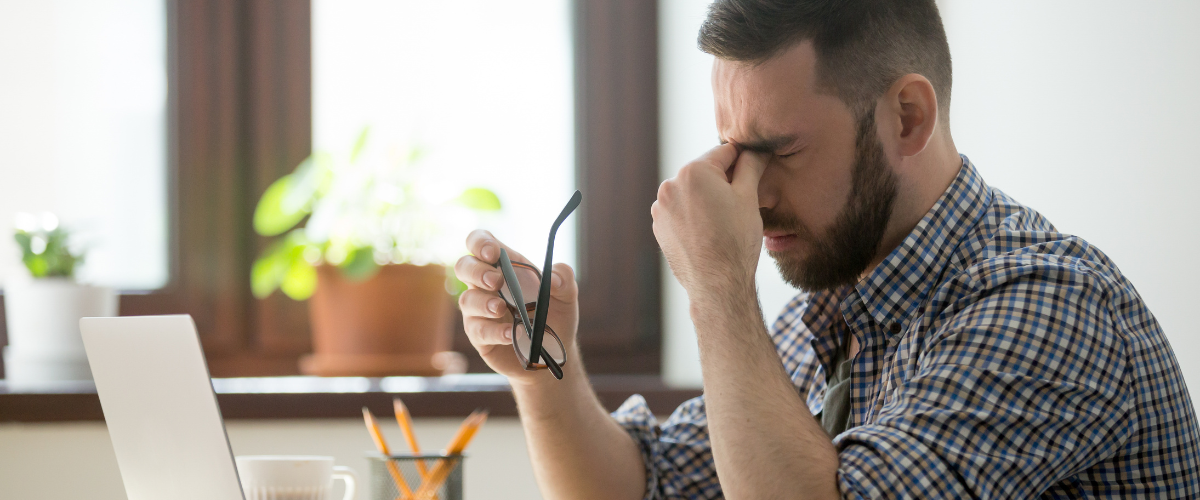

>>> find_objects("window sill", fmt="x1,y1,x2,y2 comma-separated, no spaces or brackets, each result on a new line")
0,374,700,422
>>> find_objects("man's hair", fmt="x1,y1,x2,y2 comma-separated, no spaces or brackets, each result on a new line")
699,0,952,119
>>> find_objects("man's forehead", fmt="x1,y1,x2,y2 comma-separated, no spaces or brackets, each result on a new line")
712,42,826,144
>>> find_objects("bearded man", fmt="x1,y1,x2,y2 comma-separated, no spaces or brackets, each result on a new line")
453,0,1200,497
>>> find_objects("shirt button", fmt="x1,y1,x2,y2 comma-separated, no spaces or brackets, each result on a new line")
889,322,902,334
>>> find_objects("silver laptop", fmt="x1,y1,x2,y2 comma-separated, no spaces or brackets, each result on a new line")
80,315,245,500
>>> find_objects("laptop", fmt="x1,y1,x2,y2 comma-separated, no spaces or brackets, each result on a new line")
80,315,246,500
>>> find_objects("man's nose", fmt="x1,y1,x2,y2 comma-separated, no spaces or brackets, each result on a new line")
756,163,780,210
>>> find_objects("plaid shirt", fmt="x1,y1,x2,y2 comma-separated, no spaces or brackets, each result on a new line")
614,156,1200,499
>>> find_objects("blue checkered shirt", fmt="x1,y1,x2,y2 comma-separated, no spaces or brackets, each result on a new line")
614,156,1200,499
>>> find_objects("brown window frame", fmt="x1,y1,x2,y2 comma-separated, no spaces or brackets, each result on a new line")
0,0,662,378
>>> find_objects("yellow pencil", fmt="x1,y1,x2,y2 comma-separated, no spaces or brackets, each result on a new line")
394,398,429,478
414,411,488,499
413,413,481,499
417,410,482,496
363,407,415,499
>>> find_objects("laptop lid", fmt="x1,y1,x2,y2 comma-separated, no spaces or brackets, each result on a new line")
80,315,245,500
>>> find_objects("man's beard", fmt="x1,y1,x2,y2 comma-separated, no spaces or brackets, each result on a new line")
763,113,899,292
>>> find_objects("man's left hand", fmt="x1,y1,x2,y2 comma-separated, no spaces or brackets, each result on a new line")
651,143,768,301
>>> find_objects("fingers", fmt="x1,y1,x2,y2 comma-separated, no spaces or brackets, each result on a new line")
454,254,504,291
461,230,535,293
465,229,500,263
731,150,769,196
465,229,528,265
663,143,743,194
465,316,514,347
667,144,740,183
697,143,740,174
460,288,513,346
458,288,507,319
549,263,578,302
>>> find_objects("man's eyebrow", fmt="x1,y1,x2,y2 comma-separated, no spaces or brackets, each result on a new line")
718,135,799,153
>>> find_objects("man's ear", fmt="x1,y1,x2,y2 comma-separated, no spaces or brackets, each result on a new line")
877,74,939,158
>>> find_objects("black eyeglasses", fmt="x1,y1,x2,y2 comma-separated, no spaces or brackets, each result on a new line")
495,190,581,380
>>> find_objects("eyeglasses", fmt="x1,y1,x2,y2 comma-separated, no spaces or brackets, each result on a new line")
495,190,581,380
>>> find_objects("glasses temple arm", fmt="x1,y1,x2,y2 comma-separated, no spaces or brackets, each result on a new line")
498,250,536,339
542,351,563,379
529,190,581,365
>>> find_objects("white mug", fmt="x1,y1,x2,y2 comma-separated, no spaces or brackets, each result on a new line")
235,455,357,500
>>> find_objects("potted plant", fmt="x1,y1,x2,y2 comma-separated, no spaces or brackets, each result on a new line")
4,213,118,385
251,129,499,376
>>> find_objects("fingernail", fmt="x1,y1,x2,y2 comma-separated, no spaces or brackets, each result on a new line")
488,299,503,314
551,273,563,289
484,271,499,288
482,245,496,261
503,326,513,341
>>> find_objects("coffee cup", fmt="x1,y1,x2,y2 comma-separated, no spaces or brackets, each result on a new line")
235,455,357,500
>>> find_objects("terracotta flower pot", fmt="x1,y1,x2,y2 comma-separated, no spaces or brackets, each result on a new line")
299,263,463,377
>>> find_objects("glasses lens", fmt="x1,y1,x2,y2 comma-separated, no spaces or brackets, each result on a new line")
498,264,542,310
513,322,566,366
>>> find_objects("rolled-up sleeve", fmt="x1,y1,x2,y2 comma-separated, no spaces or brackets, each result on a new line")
612,394,722,499
834,269,1135,499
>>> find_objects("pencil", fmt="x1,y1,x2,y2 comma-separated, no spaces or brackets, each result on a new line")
363,407,415,499
394,398,429,478
423,411,486,497
414,410,488,499
413,412,481,500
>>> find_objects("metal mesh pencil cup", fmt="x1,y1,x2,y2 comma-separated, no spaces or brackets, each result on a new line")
366,453,463,500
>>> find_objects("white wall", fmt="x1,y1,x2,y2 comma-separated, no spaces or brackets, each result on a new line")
659,0,1200,389
939,0,1200,386
0,417,543,499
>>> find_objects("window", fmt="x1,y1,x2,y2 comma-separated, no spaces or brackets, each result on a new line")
0,0,664,377
313,0,665,374
312,0,577,268
0,0,168,290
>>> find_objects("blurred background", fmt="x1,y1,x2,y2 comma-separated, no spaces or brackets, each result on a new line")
1,0,1197,499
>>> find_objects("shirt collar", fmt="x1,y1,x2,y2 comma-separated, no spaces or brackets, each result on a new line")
803,155,990,349
854,155,990,335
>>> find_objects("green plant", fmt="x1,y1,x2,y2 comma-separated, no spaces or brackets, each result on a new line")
251,128,501,300
12,213,82,279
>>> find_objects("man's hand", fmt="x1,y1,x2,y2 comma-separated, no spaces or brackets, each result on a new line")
455,233,645,500
656,145,840,500
652,144,769,300
454,230,579,386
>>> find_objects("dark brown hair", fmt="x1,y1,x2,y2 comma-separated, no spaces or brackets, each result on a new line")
699,0,952,119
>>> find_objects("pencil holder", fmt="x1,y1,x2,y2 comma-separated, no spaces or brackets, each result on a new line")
366,453,463,500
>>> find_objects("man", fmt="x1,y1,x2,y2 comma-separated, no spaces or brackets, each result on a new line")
454,0,1200,498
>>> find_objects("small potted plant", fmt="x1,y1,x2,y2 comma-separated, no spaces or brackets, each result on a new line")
4,213,118,385
252,129,500,376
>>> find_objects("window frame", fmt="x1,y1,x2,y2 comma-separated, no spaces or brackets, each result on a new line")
0,0,663,377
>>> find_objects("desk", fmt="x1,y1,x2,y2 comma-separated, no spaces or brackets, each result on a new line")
0,374,698,499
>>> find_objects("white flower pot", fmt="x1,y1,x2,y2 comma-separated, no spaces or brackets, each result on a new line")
3,278,118,385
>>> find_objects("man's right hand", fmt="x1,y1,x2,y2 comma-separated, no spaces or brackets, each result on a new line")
456,230,646,500
454,229,580,385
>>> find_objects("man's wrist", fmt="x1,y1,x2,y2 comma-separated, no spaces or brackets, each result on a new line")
687,276,759,326
510,349,594,418
508,362,582,393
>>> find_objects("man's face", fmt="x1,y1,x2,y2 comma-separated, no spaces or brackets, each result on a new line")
713,42,898,291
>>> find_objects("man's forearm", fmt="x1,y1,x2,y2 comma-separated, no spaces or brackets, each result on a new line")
512,357,646,500
693,281,840,500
